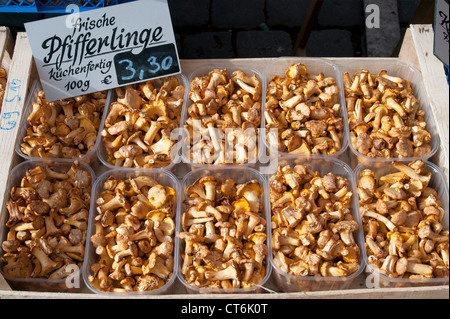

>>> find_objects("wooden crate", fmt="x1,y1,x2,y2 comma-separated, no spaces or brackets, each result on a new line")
0,25,447,299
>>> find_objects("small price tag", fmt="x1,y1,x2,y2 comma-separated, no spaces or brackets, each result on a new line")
434,0,449,67
25,0,181,102
114,43,180,85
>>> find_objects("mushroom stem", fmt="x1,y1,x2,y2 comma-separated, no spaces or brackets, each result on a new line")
362,210,397,231
205,261,240,281
386,97,407,118
31,246,62,276
406,260,434,276
392,161,431,184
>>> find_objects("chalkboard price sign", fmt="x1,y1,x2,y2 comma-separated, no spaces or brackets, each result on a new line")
114,43,180,85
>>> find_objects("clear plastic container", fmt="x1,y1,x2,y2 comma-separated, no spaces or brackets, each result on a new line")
262,57,349,161
177,166,273,294
180,64,266,170
82,168,181,295
268,155,366,292
0,159,95,292
97,74,189,173
0,59,10,111
340,59,440,167
15,80,112,166
354,160,449,288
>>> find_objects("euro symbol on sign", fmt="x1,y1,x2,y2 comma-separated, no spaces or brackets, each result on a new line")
101,75,112,85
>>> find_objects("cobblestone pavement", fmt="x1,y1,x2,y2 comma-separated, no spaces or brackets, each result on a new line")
0,0,421,58
169,0,420,59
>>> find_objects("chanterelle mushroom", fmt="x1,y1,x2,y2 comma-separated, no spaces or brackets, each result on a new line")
357,160,449,279
179,176,268,289
88,175,176,292
269,163,361,279
1,162,92,280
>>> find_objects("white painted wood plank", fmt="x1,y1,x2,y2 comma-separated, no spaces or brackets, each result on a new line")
0,284,447,299
0,33,35,291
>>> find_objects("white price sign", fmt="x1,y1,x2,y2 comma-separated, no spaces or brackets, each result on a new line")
434,0,449,67
25,0,181,102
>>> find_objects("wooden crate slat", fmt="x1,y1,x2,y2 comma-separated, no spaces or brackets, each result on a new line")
0,33,35,291
0,26,14,291
0,284,446,299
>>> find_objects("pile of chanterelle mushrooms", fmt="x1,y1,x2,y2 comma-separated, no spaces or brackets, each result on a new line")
1,162,92,280
358,160,448,280
102,76,185,168
269,164,361,278
88,175,176,292
21,90,107,159
344,69,432,159
265,63,344,155
178,176,268,289
183,68,261,165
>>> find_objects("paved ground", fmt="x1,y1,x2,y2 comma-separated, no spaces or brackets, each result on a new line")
168,0,420,59
0,0,421,58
